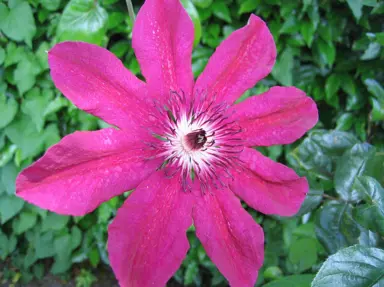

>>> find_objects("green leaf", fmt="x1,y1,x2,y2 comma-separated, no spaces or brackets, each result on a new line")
35,231,56,259
271,47,293,86
334,143,376,201
21,87,52,132
35,42,50,71
288,238,318,272
238,0,260,14
181,0,202,46
300,20,316,47
40,0,61,11
71,226,82,250
0,2,36,47
43,96,68,117
192,0,212,9
89,247,100,267
0,195,24,224
184,261,199,285
212,2,232,23
361,42,381,60
352,176,384,235
263,275,315,287
13,53,42,95
0,47,5,65
41,213,70,232
296,185,324,216
0,144,17,168
287,130,359,180
312,245,384,287
1,162,19,195
325,74,341,108
336,113,354,131
364,79,384,121
12,211,37,235
4,115,45,160
51,234,72,274
315,202,360,254
57,0,108,45
4,42,26,67
314,38,336,67
346,0,363,20
0,94,18,129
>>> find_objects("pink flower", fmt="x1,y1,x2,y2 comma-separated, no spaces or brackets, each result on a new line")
16,0,318,286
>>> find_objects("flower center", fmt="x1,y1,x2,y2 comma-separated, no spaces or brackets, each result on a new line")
185,129,207,151
146,91,243,190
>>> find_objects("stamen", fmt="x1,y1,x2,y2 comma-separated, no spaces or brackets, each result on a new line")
145,89,243,192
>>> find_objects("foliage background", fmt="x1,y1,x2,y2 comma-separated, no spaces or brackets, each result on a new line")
0,0,383,286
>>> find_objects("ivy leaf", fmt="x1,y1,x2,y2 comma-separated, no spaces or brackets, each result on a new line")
212,2,232,23
0,1,36,47
57,0,108,45
4,115,46,160
315,201,360,254
352,176,384,236
334,143,376,201
0,195,24,224
0,94,18,129
314,38,336,68
12,211,37,235
271,47,293,86
364,79,384,121
287,130,359,180
300,20,316,47
192,0,212,9
40,0,61,11
312,245,384,286
41,214,70,232
346,0,363,20
238,0,260,15
361,42,381,60
325,74,341,108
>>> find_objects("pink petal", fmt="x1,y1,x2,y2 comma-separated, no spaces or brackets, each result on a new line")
133,0,194,99
229,147,308,216
193,188,264,287
194,15,276,104
108,171,194,287
236,86,318,146
16,128,161,216
48,42,150,131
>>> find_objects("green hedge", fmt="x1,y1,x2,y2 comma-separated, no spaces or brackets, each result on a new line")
0,0,383,286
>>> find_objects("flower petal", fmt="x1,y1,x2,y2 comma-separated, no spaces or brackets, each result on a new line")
230,147,308,216
108,171,193,287
236,86,318,146
48,42,149,131
194,15,276,104
16,128,161,216
133,0,194,99
193,188,264,287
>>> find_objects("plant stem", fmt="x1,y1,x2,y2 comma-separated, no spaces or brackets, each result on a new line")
322,193,343,201
125,0,136,25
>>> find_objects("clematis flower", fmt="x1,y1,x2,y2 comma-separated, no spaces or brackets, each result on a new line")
16,0,318,286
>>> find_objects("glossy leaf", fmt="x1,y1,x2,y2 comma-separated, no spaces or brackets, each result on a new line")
352,176,384,236
312,245,384,287
315,201,360,254
334,143,376,201
57,0,108,45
